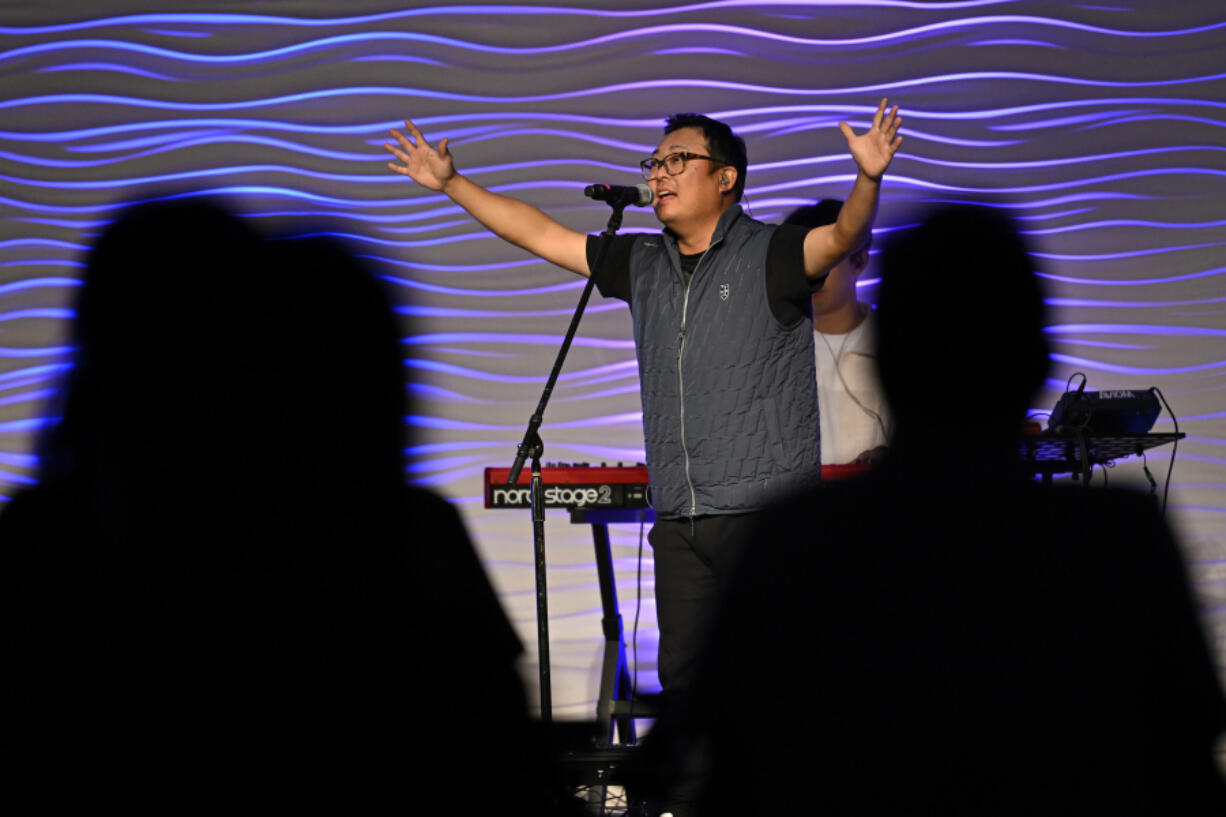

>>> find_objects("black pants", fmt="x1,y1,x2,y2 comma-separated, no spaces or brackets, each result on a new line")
646,512,762,817
649,512,762,695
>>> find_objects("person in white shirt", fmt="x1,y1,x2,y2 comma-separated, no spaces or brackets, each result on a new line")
785,200,891,465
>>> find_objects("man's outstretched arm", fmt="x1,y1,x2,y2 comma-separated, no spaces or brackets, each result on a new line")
803,99,903,280
385,120,591,277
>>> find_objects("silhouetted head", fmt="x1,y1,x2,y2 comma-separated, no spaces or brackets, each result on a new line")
876,204,1049,441
40,199,409,535
41,197,265,497
257,232,407,495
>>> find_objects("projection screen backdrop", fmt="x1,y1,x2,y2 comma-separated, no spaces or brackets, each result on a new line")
1,0,1224,717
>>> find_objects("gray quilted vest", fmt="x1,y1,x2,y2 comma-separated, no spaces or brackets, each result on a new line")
626,206,820,518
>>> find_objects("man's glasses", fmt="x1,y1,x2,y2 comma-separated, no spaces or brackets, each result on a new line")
639,151,725,181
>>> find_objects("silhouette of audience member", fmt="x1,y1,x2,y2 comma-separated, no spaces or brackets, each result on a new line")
785,199,890,466
674,204,1226,815
0,199,541,813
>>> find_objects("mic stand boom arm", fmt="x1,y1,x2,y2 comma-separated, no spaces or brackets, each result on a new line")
506,203,629,725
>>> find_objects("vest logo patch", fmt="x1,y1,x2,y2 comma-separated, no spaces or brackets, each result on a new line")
719,283,730,301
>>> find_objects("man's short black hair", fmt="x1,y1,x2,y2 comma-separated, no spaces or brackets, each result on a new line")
664,113,748,202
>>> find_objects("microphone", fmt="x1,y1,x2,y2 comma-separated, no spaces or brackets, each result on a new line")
584,183,654,208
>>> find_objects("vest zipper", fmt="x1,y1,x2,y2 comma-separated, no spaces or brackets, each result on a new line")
677,239,720,520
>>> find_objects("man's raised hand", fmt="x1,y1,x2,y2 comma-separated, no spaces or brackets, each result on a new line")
839,98,903,183
385,120,456,191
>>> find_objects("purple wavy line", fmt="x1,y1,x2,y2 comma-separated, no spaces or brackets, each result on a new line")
246,210,462,227
3,135,385,167
292,230,508,250
418,127,654,154
427,348,520,361
0,347,74,359
405,440,645,461
3,99,1221,145
0,376,62,396
970,38,1063,48
0,388,56,409
374,266,583,292
37,62,177,80
1037,265,1226,285
404,333,635,350
13,217,109,232
1048,353,1226,376
0,187,444,212
412,381,641,406
1022,217,1226,236
1047,323,1226,338
788,97,1226,123
1169,454,1226,468
990,110,1134,131
397,303,626,319
68,129,235,153
409,384,500,405
0,262,86,272
406,358,637,385
0,238,89,251
0,418,55,433
757,170,1226,203
408,411,642,432
406,454,488,475
8,17,1226,66
0,113,661,142
653,47,746,56
6,69,1226,112
1157,414,1225,425
0,364,71,385
351,55,446,66
0,278,82,296
0,4,1063,36
0,309,74,323
1013,207,1095,221
406,441,531,455
1049,295,1226,308
902,145,1226,172
1046,337,1151,349
1084,113,1226,131
926,193,1152,210
0,163,449,189
564,384,645,402
378,219,472,235
566,369,642,389
143,28,212,38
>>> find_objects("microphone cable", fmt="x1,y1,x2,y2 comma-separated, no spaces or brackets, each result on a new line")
1151,386,1179,517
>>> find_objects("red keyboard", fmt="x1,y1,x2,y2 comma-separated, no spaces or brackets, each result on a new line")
484,462,872,510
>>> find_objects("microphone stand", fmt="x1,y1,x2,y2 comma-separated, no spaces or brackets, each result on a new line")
507,201,629,726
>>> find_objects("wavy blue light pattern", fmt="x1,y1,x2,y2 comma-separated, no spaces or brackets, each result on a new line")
7,18,1226,68
0,3,1057,36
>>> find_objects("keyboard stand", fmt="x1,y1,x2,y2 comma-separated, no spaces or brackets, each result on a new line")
569,507,656,747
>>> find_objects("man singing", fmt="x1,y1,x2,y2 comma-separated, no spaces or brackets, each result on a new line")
385,100,902,703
